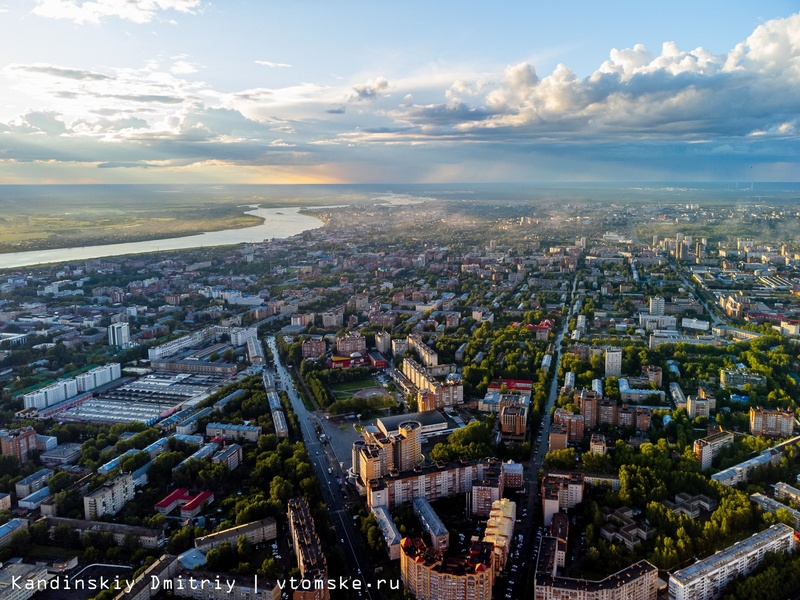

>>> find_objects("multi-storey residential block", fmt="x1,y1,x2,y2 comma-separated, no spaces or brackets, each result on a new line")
288,497,327,597
302,336,327,359
604,348,622,377
413,497,449,551
336,332,367,356
205,422,262,442
400,538,494,600
668,524,795,600
371,506,402,560
84,473,134,519
366,458,504,510
108,322,130,347
541,472,584,526
0,427,37,463
194,518,277,553
693,430,734,471
720,367,766,390
750,406,794,438
482,499,515,577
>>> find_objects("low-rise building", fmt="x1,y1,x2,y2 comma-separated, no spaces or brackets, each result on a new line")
194,518,276,553
205,422,262,442
371,506,402,560
413,497,449,551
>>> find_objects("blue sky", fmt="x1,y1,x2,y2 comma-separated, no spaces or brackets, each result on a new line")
1,1,799,183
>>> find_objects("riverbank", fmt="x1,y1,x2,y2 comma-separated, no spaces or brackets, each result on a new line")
0,206,326,270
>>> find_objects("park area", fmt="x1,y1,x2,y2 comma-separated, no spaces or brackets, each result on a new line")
330,378,385,400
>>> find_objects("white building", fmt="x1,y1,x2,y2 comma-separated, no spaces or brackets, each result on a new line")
649,296,665,316
604,348,622,378
668,524,795,600
108,322,130,347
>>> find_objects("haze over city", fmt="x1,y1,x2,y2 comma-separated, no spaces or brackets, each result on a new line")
0,1,799,183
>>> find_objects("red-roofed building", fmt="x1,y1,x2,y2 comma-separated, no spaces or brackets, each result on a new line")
155,488,214,517
488,379,533,393
181,491,214,518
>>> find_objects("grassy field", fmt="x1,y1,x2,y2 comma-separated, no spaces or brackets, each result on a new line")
330,379,378,400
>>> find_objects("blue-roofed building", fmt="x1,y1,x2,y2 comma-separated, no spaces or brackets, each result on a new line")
132,461,153,487
0,519,28,547
98,448,140,475
19,487,51,510
177,547,207,569
15,468,53,498
144,437,170,458
173,443,219,472
171,434,203,447
213,389,245,412
176,407,214,435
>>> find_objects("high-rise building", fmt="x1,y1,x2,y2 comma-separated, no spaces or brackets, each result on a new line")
108,322,130,347
84,473,134,519
604,348,622,378
750,406,794,438
649,296,665,316
0,427,37,463
400,538,494,600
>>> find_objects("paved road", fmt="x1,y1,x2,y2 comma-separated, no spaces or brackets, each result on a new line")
266,336,374,599
508,273,577,597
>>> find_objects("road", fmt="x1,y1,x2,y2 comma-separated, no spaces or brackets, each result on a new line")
266,336,374,599
508,273,577,597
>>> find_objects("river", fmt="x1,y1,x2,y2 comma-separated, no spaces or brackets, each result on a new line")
0,206,325,270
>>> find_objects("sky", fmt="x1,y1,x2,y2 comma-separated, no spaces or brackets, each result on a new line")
1,1,799,184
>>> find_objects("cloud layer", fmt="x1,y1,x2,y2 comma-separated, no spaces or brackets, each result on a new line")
2,11,800,182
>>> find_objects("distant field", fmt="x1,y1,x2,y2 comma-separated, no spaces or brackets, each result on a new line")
0,184,354,254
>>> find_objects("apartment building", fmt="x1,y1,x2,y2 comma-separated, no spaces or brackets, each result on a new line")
366,458,504,510
413,497,449,551
750,406,794,438
84,473,135,519
693,430,734,471
195,518,277,553
400,538,494,600
541,472,584,526
0,427,37,463
288,497,327,600
301,337,327,359
668,524,795,600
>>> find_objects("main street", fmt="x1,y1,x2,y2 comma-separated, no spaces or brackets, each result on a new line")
266,336,374,599
513,273,578,592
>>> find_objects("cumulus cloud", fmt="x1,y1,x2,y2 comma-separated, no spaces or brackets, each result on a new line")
373,12,800,147
31,0,203,24
349,76,389,101
4,12,800,181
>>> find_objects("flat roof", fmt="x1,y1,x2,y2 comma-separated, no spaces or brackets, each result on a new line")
671,524,794,583
378,410,448,435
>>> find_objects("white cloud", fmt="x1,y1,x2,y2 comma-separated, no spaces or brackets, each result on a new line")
31,0,203,24
255,61,293,69
349,76,389,101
